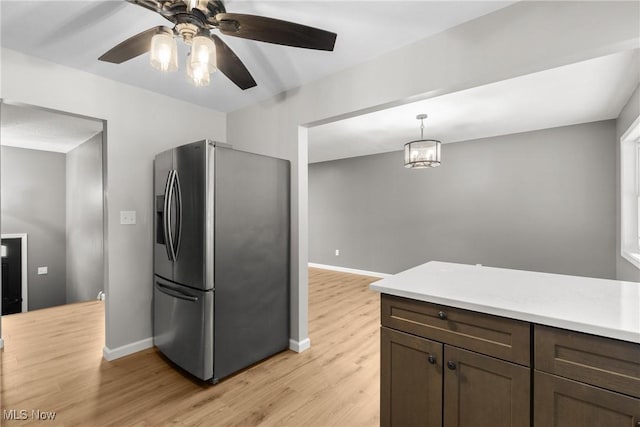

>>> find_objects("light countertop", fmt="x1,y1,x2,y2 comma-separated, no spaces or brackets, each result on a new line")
369,261,640,344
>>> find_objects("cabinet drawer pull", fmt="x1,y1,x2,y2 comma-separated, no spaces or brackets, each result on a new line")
438,311,447,320
427,355,436,365
447,360,457,370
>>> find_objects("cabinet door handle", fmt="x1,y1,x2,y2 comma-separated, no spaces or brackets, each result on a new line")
447,360,457,370
427,355,436,365
438,311,447,320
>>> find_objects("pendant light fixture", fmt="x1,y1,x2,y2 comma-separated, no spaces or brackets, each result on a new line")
404,114,441,169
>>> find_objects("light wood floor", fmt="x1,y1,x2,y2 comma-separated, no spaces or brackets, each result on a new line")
0,268,381,426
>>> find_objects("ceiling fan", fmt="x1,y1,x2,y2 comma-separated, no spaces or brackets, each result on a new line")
99,0,337,90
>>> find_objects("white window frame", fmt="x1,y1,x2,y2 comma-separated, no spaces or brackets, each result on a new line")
620,115,640,269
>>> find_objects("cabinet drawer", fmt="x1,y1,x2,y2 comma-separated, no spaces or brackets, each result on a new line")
381,294,530,366
535,325,640,398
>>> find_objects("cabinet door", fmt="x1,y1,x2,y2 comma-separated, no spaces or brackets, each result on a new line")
444,346,530,427
534,371,640,427
381,327,443,427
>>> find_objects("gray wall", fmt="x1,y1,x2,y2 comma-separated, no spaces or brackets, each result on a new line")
2,48,227,352
228,2,637,345
615,84,640,281
66,133,103,303
1,146,67,310
309,121,616,279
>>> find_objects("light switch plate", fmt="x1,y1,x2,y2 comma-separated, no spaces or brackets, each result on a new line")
38,266,48,275
120,211,136,225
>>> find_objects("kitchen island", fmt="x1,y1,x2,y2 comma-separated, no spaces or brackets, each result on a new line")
370,261,640,427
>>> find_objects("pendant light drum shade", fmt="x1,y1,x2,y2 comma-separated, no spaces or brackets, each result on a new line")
404,114,441,169
404,139,441,168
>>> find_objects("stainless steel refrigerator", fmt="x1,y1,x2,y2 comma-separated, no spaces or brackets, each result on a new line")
153,140,290,383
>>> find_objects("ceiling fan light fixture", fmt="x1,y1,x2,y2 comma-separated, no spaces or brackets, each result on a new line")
98,0,337,91
404,114,441,169
186,60,211,87
189,35,217,74
150,31,178,72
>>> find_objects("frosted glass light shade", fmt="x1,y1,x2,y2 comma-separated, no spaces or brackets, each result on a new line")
150,32,178,72
189,35,217,73
186,60,211,87
404,139,441,168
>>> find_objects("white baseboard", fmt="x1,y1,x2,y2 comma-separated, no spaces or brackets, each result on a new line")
289,337,311,353
0,338,4,349
308,262,392,278
103,337,153,361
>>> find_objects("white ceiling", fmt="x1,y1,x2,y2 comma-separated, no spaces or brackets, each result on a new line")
0,1,515,113
308,50,640,163
0,104,103,153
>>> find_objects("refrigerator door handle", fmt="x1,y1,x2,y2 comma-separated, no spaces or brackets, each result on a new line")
165,170,178,262
156,282,199,303
172,170,183,259
162,170,175,261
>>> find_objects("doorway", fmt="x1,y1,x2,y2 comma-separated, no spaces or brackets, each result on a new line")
2,237,22,314
1,234,27,314
0,100,107,317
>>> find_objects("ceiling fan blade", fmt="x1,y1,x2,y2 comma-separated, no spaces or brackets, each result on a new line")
126,0,164,16
216,13,337,51
99,26,170,64
126,0,179,24
210,35,257,90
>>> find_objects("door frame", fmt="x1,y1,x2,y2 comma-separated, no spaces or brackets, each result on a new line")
1,233,28,312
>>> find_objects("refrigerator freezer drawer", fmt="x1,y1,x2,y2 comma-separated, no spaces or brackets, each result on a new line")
153,276,213,380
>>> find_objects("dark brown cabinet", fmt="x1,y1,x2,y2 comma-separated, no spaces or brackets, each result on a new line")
381,327,442,427
534,371,640,427
379,294,640,427
533,325,640,427
380,295,531,427
443,346,530,427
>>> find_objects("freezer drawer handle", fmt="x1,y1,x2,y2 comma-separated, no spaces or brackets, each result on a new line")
156,282,199,303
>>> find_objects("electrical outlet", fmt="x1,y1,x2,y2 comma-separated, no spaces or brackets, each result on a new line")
120,211,137,225
37,266,48,275
335,249,340,256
